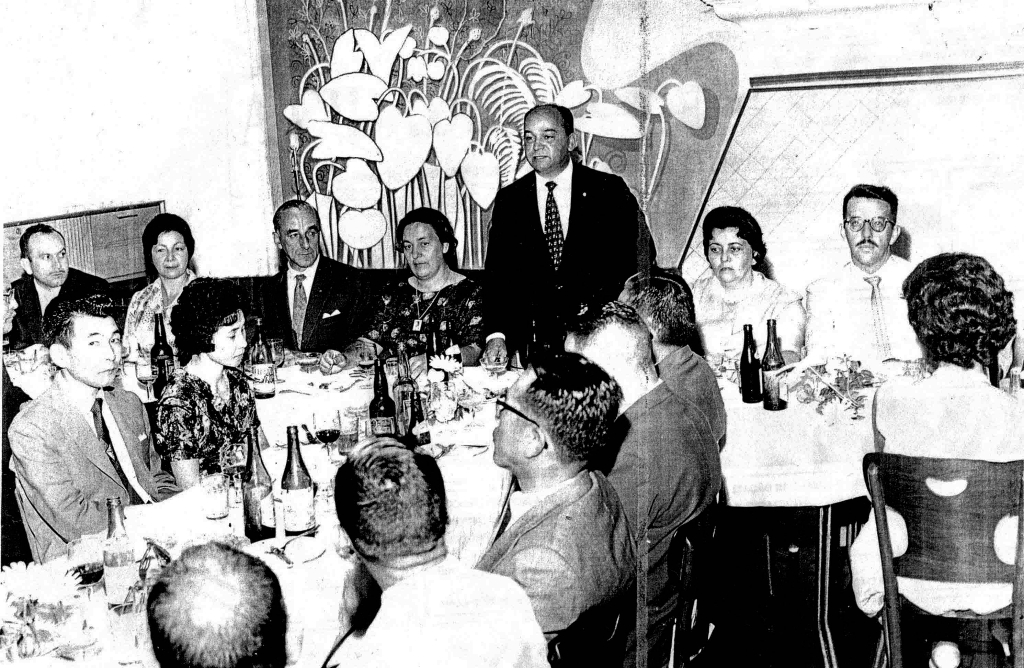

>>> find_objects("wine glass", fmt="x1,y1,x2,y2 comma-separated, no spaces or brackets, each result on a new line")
136,345,156,402
268,338,286,368
314,410,343,459
458,388,485,422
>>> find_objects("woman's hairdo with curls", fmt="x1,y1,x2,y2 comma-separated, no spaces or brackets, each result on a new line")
395,207,459,270
701,206,768,273
903,252,1016,370
171,278,244,364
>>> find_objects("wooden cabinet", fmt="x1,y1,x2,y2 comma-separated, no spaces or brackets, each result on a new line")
3,202,163,286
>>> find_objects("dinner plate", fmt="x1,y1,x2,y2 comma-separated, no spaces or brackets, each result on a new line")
246,536,325,565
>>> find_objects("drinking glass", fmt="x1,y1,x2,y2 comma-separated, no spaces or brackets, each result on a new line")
481,358,507,378
336,413,359,460
458,388,485,419
108,603,146,664
200,473,229,520
313,410,342,456
268,338,285,368
135,345,156,402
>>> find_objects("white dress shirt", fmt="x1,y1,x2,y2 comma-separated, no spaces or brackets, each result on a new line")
534,160,573,239
507,476,577,526
60,372,153,503
286,255,320,317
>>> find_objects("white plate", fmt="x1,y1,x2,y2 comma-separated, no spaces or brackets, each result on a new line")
246,536,325,565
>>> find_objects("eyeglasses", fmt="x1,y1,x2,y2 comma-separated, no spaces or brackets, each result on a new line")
844,217,893,233
495,399,538,427
3,289,13,306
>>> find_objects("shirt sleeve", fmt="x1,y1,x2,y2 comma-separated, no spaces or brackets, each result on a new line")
155,384,210,462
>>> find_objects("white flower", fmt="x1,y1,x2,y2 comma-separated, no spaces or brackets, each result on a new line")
0,562,80,607
427,368,445,384
429,355,462,375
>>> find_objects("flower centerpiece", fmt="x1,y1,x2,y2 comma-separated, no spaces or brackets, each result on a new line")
426,354,462,423
791,356,877,421
0,562,89,662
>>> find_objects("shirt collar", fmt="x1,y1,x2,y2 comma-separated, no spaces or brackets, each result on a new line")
287,255,320,282
534,159,573,192
927,363,992,388
56,370,103,416
508,473,581,525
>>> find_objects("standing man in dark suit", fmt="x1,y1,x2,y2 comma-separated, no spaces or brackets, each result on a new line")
482,104,655,364
8,224,110,351
261,201,371,353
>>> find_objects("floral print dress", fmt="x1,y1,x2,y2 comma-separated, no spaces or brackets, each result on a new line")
155,367,260,474
365,277,485,358
123,271,196,355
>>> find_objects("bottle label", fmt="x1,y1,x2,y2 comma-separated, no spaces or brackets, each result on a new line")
371,416,395,436
280,487,314,532
261,491,275,527
251,363,277,397
762,369,789,409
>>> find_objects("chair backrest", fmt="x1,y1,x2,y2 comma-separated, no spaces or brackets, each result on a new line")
668,499,719,668
864,453,1024,583
547,584,636,668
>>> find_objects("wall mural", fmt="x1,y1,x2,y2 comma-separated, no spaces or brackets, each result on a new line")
275,0,718,269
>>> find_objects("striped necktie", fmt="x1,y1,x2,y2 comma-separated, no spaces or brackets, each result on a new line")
544,181,564,269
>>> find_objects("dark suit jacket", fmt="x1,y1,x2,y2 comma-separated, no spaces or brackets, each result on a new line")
476,470,635,639
261,256,372,353
9,380,179,562
2,368,31,566
484,163,656,354
8,269,110,350
659,345,727,449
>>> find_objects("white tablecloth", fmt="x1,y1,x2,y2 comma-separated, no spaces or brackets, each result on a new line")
719,379,875,508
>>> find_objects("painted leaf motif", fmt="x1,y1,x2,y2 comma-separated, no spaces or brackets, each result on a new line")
615,87,665,114
485,126,523,188
355,25,414,81
518,58,562,105
466,62,537,131
307,121,384,161
555,80,592,108
283,89,330,130
461,150,500,209
320,73,388,122
331,29,363,78
575,102,644,139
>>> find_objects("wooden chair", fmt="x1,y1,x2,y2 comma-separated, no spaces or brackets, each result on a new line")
668,500,719,668
863,453,1024,668
546,584,636,668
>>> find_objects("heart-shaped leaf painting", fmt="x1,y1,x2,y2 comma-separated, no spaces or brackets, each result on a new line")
374,106,432,190
331,29,363,78
308,121,383,161
320,72,388,122
433,114,473,177
461,150,500,209
615,87,665,115
410,97,452,127
284,89,330,130
354,25,413,82
332,159,382,209
339,208,387,249
426,60,445,81
554,80,592,108
575,102,644,139
665,80,706,130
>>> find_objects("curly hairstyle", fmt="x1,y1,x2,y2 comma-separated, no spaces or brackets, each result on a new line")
43,294,117,349
843,184,898,220
620,268,697,348
334,440,448,562
903,253,1016,370
518,352,622,466
142,213,195,281
395,207,459,270
171,278,244,364
701,206,768,273
148,542,287,668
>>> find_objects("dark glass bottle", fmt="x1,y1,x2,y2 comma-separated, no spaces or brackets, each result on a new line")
369,356,397,436
242,426,274,542
103,497,135,607
151,314,175,399
762,320,787,411
280,426,314,535
739,323,762,403
400,347,430,448
248,317,277,399
392,345,418,437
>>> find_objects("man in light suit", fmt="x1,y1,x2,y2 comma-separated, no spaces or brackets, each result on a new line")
477,352,635,641
482,104,656,364
804,184,923,364
261,200,371,353
9,295,178,563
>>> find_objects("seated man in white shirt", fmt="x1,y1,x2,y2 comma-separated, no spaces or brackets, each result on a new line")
9,294,179,562
328,439,549,668
804,184,923,365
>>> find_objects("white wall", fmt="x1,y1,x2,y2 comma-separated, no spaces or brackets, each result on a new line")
0,0,278,277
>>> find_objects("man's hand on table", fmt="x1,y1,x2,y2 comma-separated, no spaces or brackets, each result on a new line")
319,350,347,375
481,338,507,366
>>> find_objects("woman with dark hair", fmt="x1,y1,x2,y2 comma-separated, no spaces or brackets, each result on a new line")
124,213,197,356
362,207,485,373
691,206,805,362
851,253,1023,619
156,278,266,488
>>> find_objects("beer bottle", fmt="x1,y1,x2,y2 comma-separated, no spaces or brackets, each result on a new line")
370,356,397,436
762,319,788,411
280,426,314,535
103,497,136,607
739,323,762,403
151,314,175,399
392,345,418,437
242,426,274,542
248,317,277,399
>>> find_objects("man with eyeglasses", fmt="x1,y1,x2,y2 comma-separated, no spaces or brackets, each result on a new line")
805,184,923,364
477,352,635,643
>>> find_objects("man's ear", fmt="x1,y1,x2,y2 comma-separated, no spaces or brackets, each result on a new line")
567,131,579,154
890,225,902,245
272,230,283,250
20,258,33,276
522,425,547,460
49,342,69,370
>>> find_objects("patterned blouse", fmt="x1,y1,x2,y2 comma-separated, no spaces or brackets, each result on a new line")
123,271,196,354
365,276,485,358
155,367,260,474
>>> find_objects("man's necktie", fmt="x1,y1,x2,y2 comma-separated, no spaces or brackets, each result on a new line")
544,182,564,270
864,276,892,359
292,274,307,349
92,398,143,505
